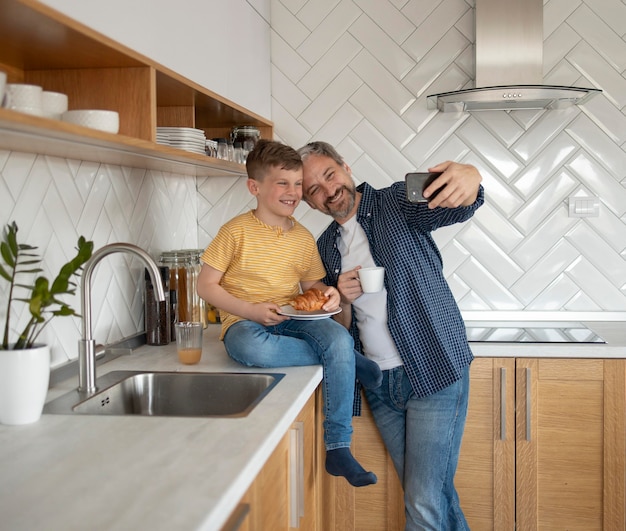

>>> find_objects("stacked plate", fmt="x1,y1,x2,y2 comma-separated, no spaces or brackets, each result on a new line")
156,127,206,155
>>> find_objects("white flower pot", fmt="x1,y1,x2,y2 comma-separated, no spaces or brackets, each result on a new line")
0,345,50,425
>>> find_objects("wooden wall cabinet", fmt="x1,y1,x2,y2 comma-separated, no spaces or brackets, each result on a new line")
225,390,320,531
320,357,626,531
0,0,273,177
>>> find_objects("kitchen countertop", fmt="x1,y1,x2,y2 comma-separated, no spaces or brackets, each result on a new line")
0,325,323,531
1,316,624,530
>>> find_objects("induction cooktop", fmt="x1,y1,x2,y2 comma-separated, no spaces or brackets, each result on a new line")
465,322,606,343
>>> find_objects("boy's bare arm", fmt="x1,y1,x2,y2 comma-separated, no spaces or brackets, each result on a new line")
197,264,288,326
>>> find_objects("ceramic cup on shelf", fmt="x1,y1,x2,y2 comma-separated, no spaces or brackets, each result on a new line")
41,91,68,119
0,71,9,108
6,83,43,116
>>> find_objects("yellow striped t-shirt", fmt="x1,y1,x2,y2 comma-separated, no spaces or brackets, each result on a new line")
201,211,326,337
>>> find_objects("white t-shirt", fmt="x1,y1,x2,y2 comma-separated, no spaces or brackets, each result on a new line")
338,217,403,370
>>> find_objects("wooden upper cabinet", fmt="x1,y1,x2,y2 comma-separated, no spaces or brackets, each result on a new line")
0,0,273,176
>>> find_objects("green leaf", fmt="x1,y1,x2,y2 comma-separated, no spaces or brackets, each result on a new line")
6,221,18,256
0,264,11,282
2,221,93,350
0,241,15,267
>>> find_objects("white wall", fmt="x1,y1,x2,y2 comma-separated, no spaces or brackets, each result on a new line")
37,0,272,119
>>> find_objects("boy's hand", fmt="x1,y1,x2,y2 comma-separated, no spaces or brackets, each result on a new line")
248,302,290,326
320,286,340,311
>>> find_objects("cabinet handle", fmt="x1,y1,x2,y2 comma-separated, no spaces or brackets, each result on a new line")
525,367,531,441
289,421,305,528
500,367,506,440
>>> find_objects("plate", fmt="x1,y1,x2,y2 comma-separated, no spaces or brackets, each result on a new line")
278,305,342,320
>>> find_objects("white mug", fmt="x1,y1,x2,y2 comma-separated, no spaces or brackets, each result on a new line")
358,266,385,293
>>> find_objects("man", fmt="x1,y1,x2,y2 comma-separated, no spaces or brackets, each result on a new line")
298,141,484,530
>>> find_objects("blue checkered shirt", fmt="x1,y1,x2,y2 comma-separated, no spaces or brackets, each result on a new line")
317,181,484,412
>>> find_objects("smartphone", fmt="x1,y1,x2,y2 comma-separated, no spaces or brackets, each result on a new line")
405,172,445,203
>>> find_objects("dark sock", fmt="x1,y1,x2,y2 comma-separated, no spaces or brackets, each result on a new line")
355,352,382,389
325,447,377,487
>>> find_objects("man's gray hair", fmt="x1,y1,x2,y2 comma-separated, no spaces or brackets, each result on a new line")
297,141,344,166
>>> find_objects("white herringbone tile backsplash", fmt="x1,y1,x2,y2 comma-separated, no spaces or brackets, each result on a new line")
1,0,625,367
267,0,626,313
0,153,199,366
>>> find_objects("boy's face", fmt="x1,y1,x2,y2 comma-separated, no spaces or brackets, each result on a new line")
247,165,303,218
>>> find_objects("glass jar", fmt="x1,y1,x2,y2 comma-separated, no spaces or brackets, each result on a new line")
231,126,260,160
182,249,208,329
161,250,208,329
159,251,192,324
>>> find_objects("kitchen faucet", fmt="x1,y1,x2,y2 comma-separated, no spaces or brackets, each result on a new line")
78,243,165,393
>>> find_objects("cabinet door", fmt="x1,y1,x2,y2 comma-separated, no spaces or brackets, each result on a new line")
456,357,516,531
291,390,319,531
516,358,626,531
240,434,290,531
233,391,319,531
319,390,405,530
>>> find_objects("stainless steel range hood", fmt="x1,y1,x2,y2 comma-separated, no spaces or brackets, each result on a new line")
427,0,601,112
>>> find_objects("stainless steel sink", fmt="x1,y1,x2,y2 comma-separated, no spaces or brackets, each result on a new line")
44,371,284,418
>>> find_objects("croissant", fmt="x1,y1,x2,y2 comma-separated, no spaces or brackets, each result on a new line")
289,288,329,311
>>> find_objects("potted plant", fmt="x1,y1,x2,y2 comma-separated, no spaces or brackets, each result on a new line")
0,221,93,425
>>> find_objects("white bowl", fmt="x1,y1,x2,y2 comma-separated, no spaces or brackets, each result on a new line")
61,109,119,133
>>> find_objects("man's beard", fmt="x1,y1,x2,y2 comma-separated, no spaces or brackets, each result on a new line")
324,184,356,220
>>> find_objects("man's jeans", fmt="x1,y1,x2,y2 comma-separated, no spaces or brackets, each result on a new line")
224,318,356,450
364,365,470,531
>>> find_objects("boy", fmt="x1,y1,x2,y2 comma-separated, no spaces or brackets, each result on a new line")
197,140,381,487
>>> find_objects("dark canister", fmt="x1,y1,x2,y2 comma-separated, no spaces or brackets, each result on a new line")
145,266,171,345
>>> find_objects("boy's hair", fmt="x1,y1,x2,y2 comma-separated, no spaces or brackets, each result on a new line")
297,141,344,166
246,139,302,181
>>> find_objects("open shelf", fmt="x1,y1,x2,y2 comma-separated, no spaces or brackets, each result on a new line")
0,0,272,176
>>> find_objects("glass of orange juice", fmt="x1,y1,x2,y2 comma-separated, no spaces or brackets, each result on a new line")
174,322,203,365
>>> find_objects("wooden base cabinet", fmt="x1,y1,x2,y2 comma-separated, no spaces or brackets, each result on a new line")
320,357,626,531
456,357,626,531
225,390,320,531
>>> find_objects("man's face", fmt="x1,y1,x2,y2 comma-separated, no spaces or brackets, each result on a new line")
301,154,357,221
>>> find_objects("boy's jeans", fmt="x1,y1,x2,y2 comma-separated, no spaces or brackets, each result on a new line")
364,365,470,531
224,318,356,450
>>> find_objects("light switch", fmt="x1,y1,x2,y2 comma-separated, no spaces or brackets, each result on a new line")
568,197,600,218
